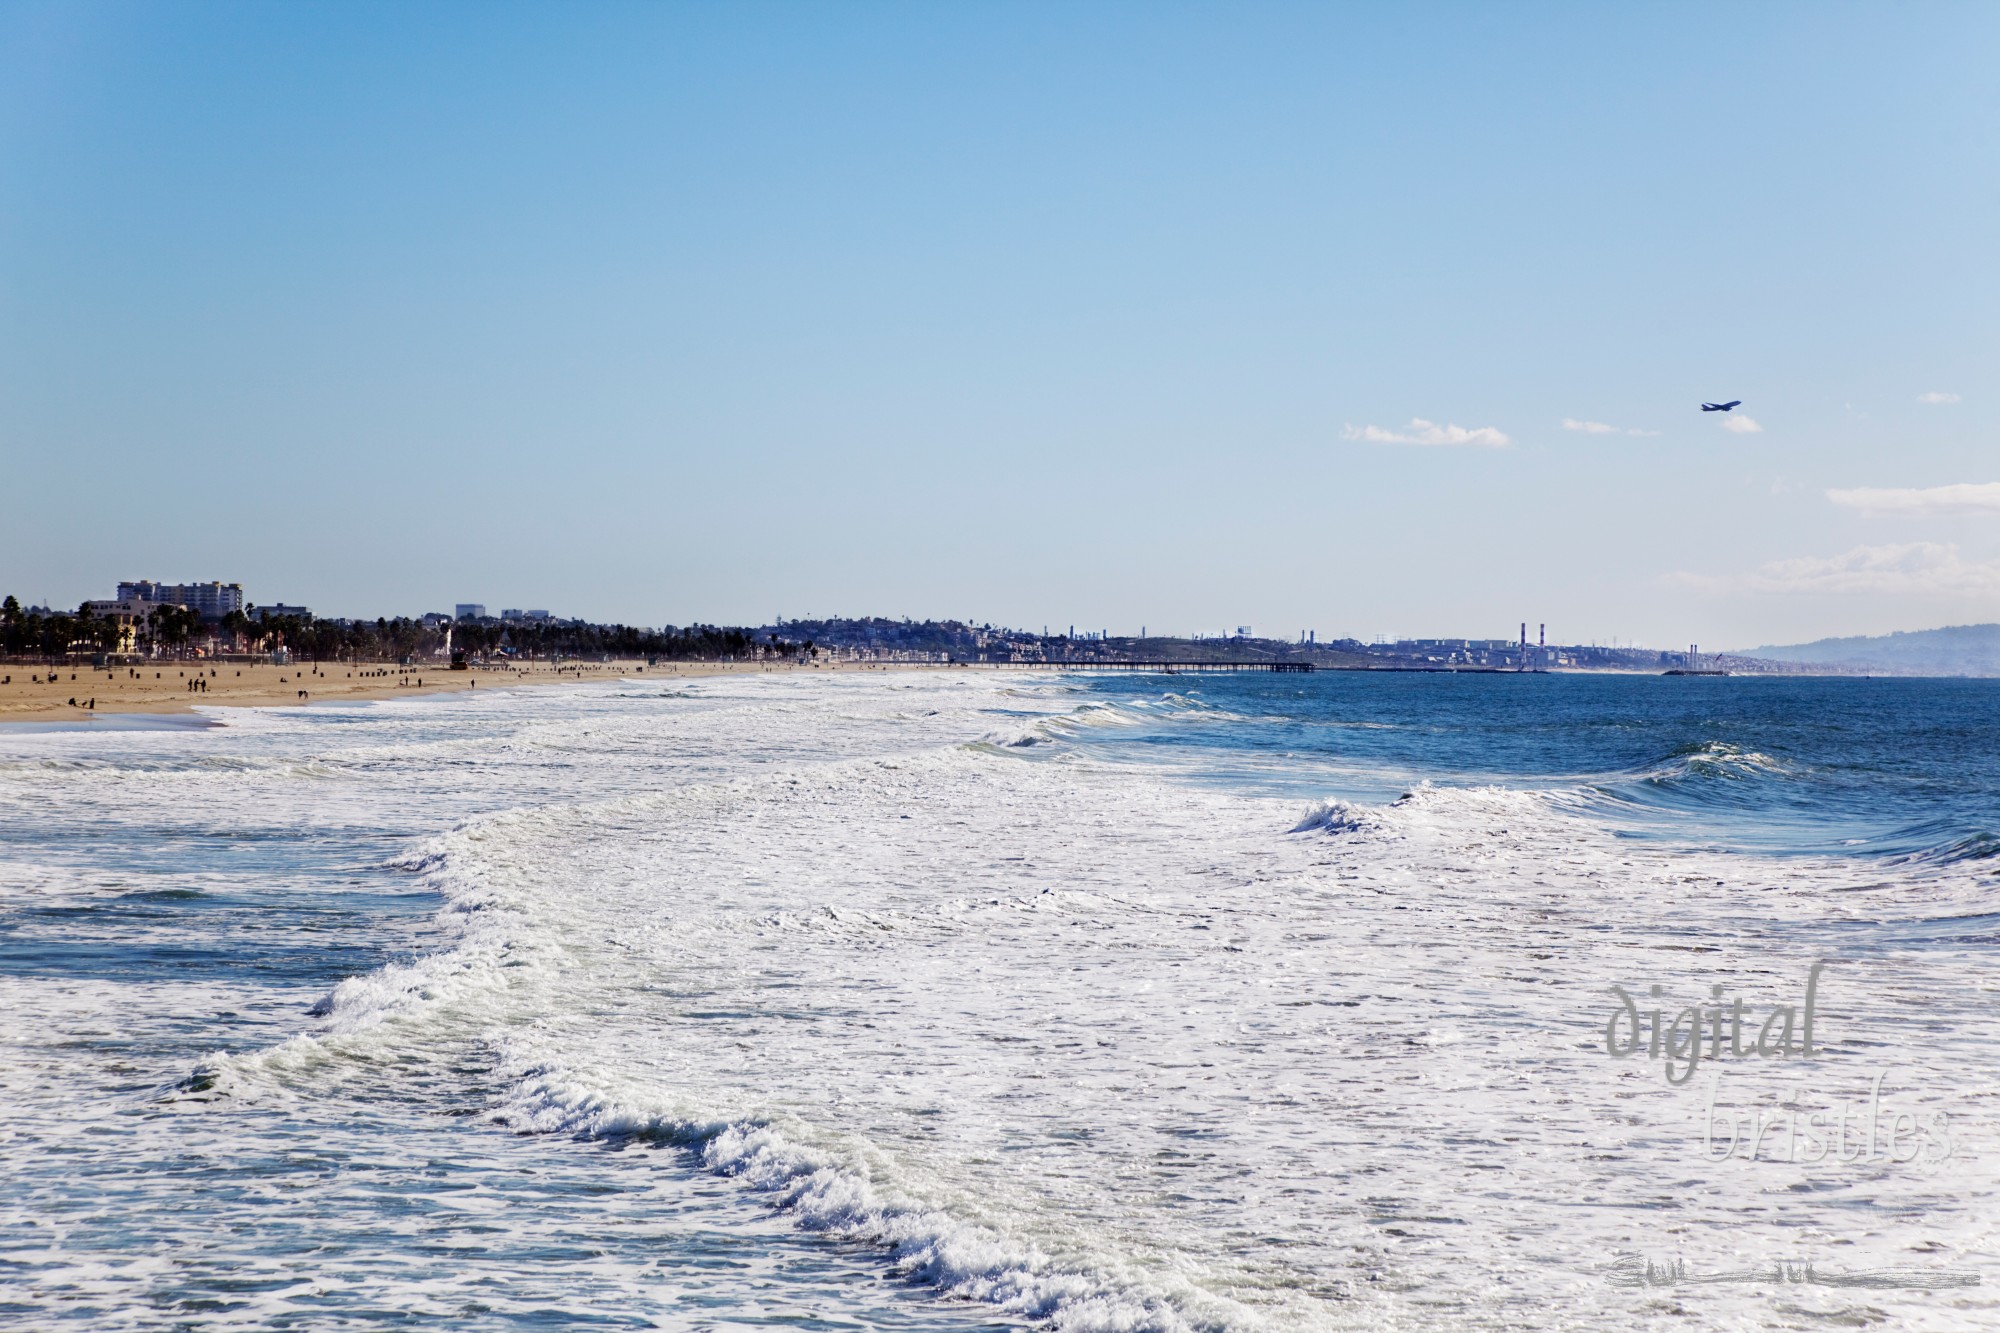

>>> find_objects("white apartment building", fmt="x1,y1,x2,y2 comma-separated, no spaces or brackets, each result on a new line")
116,580,245,620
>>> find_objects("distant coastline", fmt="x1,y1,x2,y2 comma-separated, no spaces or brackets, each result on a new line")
8,597,1974,729
1743,623,2000,677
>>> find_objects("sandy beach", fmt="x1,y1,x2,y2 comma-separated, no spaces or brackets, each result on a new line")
0,658,869,723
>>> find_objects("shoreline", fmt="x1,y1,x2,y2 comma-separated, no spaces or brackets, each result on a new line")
0,658,1900,726
0,658,943,725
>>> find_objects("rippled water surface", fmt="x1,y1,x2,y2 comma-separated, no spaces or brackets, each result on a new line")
2,672,1995,1330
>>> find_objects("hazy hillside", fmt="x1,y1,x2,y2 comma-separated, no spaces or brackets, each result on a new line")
1744,624,2000,676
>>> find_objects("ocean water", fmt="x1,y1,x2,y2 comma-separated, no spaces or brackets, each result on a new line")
1,670,1995,1331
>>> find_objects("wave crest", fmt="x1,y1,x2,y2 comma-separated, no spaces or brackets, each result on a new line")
493,1064,1221,1333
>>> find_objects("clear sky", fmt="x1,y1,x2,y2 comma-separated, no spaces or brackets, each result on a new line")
2,2,1994,648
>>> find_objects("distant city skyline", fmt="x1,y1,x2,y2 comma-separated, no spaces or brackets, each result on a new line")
2,2,1993,648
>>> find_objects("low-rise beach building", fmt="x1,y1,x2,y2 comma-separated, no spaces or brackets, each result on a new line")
80,598,165,654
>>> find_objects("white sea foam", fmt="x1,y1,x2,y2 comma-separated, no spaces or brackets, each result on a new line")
4,671,1996,1330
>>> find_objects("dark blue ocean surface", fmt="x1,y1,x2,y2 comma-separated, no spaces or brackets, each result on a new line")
1066,672,2000,862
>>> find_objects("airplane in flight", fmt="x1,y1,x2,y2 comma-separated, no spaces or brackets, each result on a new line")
1700,400,1742,412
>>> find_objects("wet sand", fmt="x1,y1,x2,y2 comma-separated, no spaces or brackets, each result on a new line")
0,658,893,723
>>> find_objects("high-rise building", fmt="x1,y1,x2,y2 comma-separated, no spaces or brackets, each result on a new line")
116,580,244,620
455,604,487,621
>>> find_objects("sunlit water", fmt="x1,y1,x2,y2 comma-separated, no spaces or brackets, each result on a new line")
2,671,1995,1330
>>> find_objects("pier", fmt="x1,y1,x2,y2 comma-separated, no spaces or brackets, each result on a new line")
983,660,1315,673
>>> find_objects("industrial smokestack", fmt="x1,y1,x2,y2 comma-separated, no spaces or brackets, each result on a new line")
1539,623,1545,647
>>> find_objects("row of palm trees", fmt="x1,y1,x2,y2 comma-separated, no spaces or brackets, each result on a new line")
1,594,820,665
0,597,213,658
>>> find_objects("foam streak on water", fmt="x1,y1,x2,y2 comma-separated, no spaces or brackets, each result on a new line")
2,673,1996,1331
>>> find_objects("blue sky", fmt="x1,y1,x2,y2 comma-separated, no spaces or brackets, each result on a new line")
2,2,1993,647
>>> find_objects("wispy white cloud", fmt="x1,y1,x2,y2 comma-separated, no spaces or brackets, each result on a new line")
1720,415,1763,434
1669,542,2000,596
1562,418,1659,437
1343,418,1511,448
1827,482,2000,517
1917,391,1961,405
